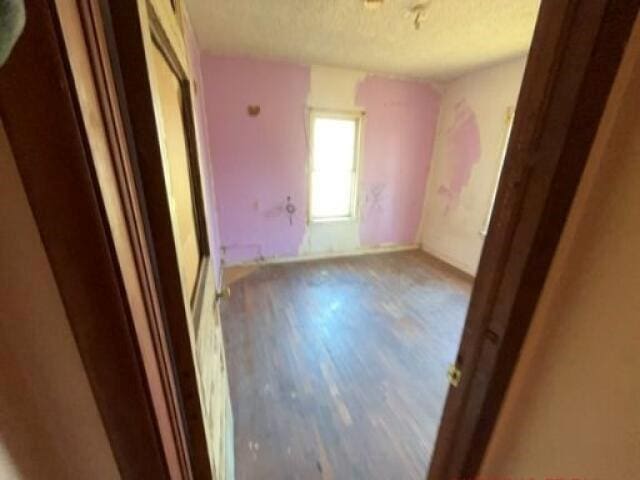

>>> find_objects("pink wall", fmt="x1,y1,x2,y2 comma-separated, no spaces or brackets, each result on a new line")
201,55,440,264
356,76,440,245
201,57,310,264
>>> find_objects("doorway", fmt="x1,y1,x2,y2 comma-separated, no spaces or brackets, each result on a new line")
188,1,541,478
1,1,636,479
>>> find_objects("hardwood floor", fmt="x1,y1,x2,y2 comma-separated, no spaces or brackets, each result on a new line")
220,250,472,480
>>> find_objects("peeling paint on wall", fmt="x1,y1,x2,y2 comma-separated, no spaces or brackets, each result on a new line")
299,65,367,256
438,100,481,213
201,56,441,265
421,57,527,275
307,65,367,111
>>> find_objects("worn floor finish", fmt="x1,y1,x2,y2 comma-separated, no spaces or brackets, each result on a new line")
220,250,472,480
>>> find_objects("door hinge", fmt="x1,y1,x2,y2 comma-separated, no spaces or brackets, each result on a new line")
447,364,462,387
215,286,231,303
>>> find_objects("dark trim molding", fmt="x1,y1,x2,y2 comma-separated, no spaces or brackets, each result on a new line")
0,1,170,477
427,1,640,478
100,0,213,478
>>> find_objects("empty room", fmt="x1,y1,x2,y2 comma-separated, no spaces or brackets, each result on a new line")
186,0,540,478
4,1,640,479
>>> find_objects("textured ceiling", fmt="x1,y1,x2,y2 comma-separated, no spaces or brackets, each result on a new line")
186,0,540,81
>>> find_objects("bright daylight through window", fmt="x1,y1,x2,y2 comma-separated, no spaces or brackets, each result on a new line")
309,113,361,221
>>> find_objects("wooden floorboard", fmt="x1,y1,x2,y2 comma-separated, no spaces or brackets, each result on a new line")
220,250,472,480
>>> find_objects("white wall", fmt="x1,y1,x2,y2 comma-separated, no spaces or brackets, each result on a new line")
421,57,527,275
299,66,367,255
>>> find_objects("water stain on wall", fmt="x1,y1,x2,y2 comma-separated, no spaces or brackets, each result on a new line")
356,74,441,246
438,100,481,213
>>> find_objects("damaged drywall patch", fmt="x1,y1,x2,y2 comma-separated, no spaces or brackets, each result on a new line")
299,221,361,255
299,65,367,256
307,65,367,111
438,99,481,212
205,57,441,264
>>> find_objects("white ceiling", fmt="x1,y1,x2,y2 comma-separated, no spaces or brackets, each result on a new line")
186,0,540,81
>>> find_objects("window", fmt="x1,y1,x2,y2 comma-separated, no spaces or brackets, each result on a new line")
309,112,361,221
481,107,514,236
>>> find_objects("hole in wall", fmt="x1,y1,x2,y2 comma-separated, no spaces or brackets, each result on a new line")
247,105,261,117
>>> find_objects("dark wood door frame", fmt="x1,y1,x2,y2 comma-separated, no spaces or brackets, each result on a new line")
0,1,173,478
0,0,203,478
99,0,214,478
428,1,639,478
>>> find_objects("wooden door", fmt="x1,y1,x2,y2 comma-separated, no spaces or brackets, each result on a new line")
98,0,234,478
427,1,640,478
0,0,235,477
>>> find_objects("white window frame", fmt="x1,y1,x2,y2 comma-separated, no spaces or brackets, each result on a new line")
308,109,363,223
481,107,515,236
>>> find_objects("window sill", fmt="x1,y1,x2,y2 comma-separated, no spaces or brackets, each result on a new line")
309,216,358,224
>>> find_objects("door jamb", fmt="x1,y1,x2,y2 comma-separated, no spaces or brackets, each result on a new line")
0,1,179,478
427,1,640,478
97,0,215,478
0,0,203,478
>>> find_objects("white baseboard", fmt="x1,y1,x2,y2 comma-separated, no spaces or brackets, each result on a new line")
420,244,477,277
224,244,420,268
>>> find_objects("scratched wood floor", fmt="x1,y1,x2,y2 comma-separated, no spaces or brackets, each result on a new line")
220,250,472,480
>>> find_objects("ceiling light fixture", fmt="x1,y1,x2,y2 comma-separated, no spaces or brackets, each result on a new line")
363,0,384,11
